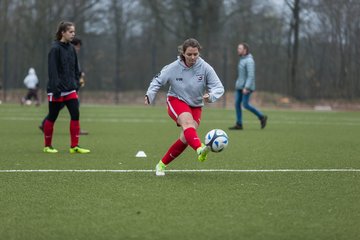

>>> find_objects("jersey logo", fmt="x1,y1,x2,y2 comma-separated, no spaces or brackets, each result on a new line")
196,74,204,81
176,78,183,81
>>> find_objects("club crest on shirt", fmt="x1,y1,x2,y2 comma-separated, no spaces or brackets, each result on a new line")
196,74,204,81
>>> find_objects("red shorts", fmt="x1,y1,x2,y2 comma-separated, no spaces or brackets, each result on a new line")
48,91,78,102
167,96,202,126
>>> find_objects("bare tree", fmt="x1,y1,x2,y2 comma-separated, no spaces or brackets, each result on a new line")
0,0,11,101
1,0,359,102
111,0,123,104
285,0,301,98
302,0,360,98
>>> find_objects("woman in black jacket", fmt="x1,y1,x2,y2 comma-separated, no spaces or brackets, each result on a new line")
43,21,90,154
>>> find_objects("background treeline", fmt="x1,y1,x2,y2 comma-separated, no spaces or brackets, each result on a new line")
1,0,359,101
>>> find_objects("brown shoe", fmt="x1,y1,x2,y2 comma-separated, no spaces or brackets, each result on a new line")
229,124,243,130
260,115,268,129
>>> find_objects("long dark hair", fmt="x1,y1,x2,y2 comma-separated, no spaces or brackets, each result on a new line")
55,21,75,41
179,38,202,61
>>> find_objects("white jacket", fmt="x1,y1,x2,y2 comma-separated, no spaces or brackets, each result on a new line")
24,68,39,89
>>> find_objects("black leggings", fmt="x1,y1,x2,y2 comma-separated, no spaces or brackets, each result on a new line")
46,99,79,122
25,89,39,101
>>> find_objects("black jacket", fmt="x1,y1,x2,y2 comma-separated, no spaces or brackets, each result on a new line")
47,41,80,96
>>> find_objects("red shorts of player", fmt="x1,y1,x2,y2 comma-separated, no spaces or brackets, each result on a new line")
47,91,78,102
167,96,202,126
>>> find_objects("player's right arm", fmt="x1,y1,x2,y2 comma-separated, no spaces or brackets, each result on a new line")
145,65,170,105
48,46,61,97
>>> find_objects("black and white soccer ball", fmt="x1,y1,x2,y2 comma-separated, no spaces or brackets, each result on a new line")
204,129,229,153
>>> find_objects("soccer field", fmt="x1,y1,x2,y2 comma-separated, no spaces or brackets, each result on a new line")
0,103,360,240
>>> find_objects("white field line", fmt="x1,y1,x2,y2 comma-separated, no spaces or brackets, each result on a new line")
1,116,360,126
0,169,360,173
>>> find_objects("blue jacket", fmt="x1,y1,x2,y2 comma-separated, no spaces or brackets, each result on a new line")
235,54,255,91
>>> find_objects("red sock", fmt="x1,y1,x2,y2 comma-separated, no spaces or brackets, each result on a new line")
183,127,202,150
44,120,54,147
70,120,80,148
162,139,188,165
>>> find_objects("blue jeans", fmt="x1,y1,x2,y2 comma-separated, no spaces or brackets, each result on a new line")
234,89,263,125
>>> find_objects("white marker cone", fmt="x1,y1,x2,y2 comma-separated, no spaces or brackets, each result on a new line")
135,151,147,157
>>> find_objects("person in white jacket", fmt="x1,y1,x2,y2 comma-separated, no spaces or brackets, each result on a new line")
21,67,39,106
145,38,225,176
229,43,267,130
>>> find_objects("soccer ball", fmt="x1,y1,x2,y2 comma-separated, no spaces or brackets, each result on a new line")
204,129,229,152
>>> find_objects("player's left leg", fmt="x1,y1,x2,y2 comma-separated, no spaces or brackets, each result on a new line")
178,109,209,162
31,89,40,106
242,92,267,129
229,89,244,130
40,103,65,133
167,97,206,156
65,97,90,153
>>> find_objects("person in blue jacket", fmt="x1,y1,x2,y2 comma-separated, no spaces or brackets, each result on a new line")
229,42,267,130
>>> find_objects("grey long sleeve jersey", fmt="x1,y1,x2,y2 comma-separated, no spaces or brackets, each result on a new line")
146,57,224,107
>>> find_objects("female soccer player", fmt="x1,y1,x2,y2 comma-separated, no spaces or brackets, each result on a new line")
145,38,224,176
42,21,90,154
